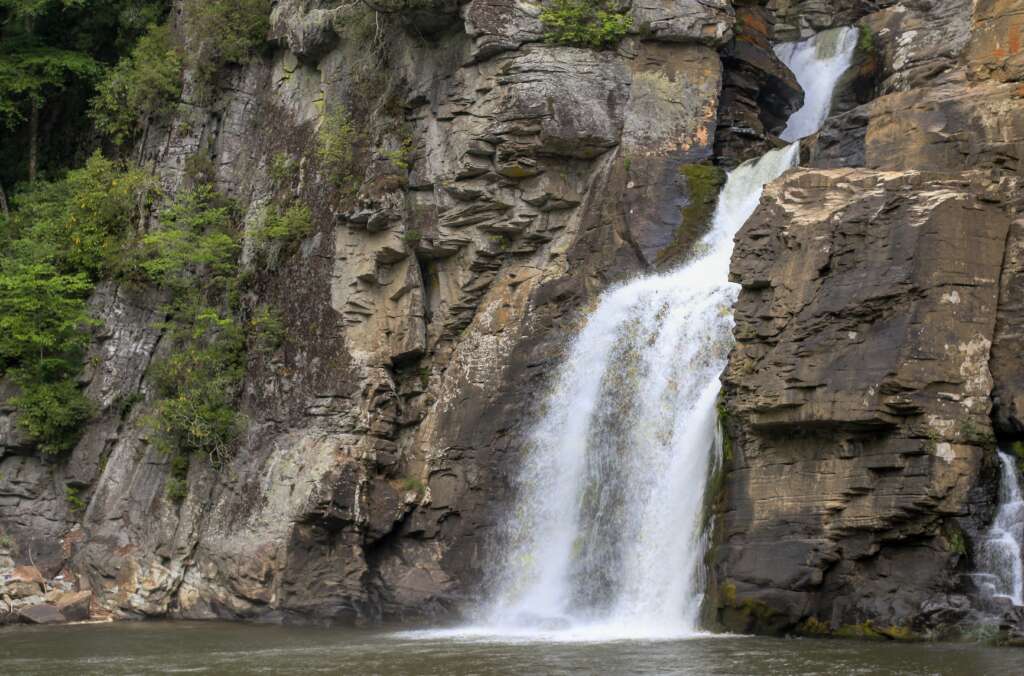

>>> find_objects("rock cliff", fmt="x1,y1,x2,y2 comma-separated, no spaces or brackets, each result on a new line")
0,0,1022,637
1,0,750,622
717,0,1024,639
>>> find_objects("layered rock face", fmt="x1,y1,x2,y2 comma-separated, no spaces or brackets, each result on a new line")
1,0,1021,635
0,0,757,622
716,0,1024,637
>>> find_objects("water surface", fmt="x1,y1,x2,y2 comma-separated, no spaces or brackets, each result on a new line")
1,621,1021,675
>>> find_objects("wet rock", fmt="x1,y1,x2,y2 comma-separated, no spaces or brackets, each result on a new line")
715,2,804,166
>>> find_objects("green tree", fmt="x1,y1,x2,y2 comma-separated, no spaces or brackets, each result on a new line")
0,152,155,454
0,0,103,181
90,22,182,146
0,0,169,186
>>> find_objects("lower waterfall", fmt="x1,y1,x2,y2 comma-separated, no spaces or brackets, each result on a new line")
426,27,860,642
976,452,1024,606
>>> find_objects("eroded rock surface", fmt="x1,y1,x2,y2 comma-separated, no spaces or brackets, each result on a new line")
716,0,1024,638
1,0,1021,637
718,169,1014,635
0,0,775,623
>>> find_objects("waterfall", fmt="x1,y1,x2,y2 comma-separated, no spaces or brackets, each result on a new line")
976,452,1024,606
444,27,860,643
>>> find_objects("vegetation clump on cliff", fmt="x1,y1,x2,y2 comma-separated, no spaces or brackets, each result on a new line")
0,154,156,453
181,0,270,101
90,23,182,146
539,0,633,50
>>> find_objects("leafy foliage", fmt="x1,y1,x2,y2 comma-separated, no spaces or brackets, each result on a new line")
317,106,361,191
255,203,312,243
0,0,170,183
181,0,270,100
0,40,101,127
138,184,247,471
133,185,239,291
90,22,182,145
64,484,87,512
148,305,245,466
539,0,633,49
3,153,155,278
165,452,190,501
0,154,154,454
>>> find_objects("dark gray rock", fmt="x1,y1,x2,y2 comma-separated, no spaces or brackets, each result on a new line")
18,603,65,624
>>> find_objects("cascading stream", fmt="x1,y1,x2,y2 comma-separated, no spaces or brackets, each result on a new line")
436,27,859,643
976,452,1024,606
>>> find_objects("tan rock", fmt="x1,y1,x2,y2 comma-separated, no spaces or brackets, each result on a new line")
55,590,92,622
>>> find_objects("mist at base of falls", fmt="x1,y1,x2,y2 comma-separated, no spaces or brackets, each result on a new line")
435,27,860,643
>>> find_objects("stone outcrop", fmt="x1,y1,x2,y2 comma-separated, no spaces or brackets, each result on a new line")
1,0,771,623
1,0,1021,638
718,168,1015,635
715,0,805,165
715,0,1024,639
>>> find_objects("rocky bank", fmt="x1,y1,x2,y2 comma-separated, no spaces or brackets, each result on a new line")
1,0,1022,640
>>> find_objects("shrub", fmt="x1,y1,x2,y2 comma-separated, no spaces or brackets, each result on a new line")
12,379,94,455
3,153,155,279
0,153,154,455
134,185,240,291
255,203,312,243
539,0,633,49
91,23,183,145
148,305,245,466
64,485,87,512
139,184,247,468
400,477,425,494
317,106,361,191
249,306,284,355
182,0,271,100
268,152,298,186
165,452,190,501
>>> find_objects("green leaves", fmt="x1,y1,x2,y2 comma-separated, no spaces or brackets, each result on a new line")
317,106,361,191
181,0,270,101
135,185,240,291
148,303,245,466
539,0,633,50
0,263,93,370
0,152,153,454
137,182,247,468
254,203,312,243
90,23,182,145
11,378,93,455
0,41,101,126
4,153,155,277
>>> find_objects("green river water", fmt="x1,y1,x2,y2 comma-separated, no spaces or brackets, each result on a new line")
1,621,1021,675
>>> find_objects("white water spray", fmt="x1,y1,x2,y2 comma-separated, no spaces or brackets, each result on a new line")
414,27,859,643
977,452,1024,606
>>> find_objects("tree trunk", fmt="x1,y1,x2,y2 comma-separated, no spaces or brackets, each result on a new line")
0,182,9,218
28,100,39,183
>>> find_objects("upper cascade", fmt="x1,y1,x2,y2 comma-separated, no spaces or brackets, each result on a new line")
438,27,862,642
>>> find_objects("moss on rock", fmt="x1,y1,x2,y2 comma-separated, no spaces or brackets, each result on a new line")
656,163,727,268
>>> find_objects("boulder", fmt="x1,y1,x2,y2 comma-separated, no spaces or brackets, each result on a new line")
4,580,43,600
55,590,92,622
18,603,65,624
